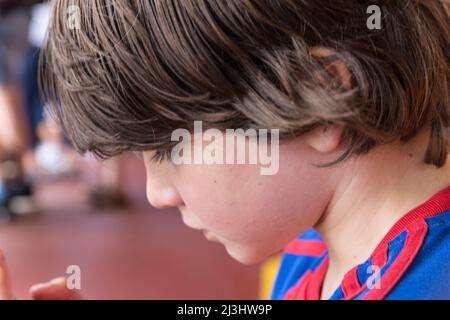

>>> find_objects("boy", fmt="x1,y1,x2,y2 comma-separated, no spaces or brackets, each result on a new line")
0,0,449,300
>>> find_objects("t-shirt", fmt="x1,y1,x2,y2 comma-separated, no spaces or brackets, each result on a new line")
271,185,450,300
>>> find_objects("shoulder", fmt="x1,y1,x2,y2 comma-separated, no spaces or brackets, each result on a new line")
386,210,450,299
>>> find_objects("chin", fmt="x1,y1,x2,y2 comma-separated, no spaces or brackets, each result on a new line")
224,244,273,265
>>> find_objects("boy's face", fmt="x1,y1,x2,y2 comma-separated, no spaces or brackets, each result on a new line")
142,133,341,265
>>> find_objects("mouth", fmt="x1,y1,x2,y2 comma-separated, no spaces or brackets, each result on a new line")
179,209,201,230
179,208,219,242
203,230,220,242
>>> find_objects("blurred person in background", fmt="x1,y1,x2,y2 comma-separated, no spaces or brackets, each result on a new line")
1,0,126,212
21,0,78,180
25,1,127,209
0,0,38,220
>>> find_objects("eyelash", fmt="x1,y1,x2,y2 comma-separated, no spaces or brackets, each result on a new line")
151,148,172,163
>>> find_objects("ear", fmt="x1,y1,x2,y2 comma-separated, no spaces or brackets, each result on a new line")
310,47,353,90
305,124,346,154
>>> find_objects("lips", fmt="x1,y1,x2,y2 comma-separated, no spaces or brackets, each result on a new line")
179,211,202,230
179,208,219,241
203,230,219,242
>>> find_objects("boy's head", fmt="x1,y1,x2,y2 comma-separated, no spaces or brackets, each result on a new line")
40,1,449,263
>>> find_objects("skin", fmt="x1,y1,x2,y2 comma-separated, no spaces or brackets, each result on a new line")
144,126,450,300
144,126,346,265
316,128,450,299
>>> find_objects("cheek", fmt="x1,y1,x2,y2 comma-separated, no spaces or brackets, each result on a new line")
176,164,259,232
174,143,336,263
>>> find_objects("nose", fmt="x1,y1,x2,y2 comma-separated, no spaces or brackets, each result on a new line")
142,151,183,209
146,184,182,209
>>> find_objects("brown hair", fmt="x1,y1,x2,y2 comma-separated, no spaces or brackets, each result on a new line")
40,0,450,166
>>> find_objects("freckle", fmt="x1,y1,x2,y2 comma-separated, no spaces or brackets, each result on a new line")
408,153,413,158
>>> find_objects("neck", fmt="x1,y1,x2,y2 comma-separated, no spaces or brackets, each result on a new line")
316,128,450,299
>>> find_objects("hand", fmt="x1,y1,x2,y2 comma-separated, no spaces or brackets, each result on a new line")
0,251,13,299
29,277,83,300
0,250,83,300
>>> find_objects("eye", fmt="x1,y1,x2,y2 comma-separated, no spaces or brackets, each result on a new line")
151,148,173,164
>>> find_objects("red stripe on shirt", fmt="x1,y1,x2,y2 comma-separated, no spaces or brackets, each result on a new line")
284,240,327,257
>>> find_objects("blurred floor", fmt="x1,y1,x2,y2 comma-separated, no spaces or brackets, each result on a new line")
0,156,260,299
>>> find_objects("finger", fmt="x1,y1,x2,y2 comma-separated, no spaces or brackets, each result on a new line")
29,277,82,300
0,250,14,300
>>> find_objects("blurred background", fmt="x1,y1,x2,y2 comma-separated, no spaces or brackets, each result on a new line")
0,0,275,299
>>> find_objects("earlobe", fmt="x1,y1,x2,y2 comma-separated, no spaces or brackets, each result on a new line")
306,124,346,154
